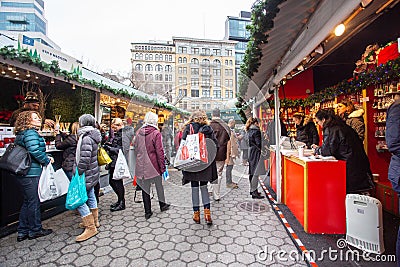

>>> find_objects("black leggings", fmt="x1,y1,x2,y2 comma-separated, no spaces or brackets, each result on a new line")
109,167,125,202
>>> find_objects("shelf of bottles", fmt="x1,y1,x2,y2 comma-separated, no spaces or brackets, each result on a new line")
372,82,400,152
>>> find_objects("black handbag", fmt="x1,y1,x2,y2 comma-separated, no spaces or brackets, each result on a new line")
0,143,31,175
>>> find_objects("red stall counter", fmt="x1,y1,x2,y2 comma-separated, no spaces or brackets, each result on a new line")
283,155,347,234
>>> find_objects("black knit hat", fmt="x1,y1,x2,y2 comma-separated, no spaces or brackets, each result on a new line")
24,92,39,103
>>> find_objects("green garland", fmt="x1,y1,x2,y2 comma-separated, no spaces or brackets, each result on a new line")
236,0,284,122
0,46,189,115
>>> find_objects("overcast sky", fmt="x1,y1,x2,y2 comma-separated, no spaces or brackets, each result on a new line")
45,0,255,75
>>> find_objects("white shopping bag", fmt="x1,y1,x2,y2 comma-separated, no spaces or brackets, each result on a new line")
38,164,70,202
113,150,131,180
54,168,70,196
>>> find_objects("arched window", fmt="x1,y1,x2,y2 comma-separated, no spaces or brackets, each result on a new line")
139,53,143,60
178,57,183,64
155,54,159,60
202,59,210,66
159,54,163,60
155,64,163,71
145,64,153,71
165,65,172,72
191,58,199,65
182,57,187,63
149,54,153,60
135,64,143,71
213,59,221,67
135,53,140,59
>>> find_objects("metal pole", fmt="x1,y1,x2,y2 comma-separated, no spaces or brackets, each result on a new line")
274,86,282,203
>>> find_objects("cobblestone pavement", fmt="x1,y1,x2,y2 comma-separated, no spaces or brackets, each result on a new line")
0,165,307,266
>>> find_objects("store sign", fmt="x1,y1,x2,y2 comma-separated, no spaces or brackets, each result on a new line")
18,34,83,76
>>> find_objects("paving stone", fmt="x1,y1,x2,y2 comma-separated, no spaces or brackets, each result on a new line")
39,251,61,264
234,236,251,246
162,250,181,261
209,243,226,254
218,251,236,264
198,251,217,264
91,255,112,267
219,236,234,245
110,247,129,258
154,233,170,242
226,243,244,254
77,244,97,255
236,251,256,265
181,250,199,263
167,260,189,266
18,260,40,267
126,247,145,260
109,239,128,248
73,254,95,266
109,257,130,267
191,242,209,253
144,249,163,261
3,257,22,267
142,240,159,250
267,236,285,246
141,233,156,242
57,253,78,265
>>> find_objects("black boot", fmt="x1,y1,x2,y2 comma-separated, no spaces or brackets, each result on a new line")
111,200,125,212
160,202,170,212
110,201,119,209
251,191,265,199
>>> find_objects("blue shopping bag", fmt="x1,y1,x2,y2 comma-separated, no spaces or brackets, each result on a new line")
162,168,169,181
65,168,88,210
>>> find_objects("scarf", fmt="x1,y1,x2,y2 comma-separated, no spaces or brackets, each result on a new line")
75,126,95,164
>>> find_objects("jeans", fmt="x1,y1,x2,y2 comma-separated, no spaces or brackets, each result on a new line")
226,165,233,184
191,181,210,211
109,167,125,202
77,187,97,217
16,176,42,236
137,176,167,215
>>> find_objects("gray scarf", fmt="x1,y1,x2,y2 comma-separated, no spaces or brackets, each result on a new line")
75,126,95,164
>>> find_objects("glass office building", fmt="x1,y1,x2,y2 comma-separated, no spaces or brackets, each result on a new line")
224,11,251,94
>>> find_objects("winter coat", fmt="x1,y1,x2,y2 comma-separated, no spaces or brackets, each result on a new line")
344,109,365,141
267,119,288,146
248,125,266,176
182,122,218,185
15,129,50,177
315,121,373,194
226,129,239,165
122,126,134,159
74,128,101,190
210,118,230,161
55,132,77,172
295,116,319,149
134,125,166,180
174,131,183,151
386,99,400,193
105,128,123,168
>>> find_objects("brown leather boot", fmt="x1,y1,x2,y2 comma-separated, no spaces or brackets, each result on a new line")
76,214,98,242
193,211,200,224
204,208,212,225
79,208,100,228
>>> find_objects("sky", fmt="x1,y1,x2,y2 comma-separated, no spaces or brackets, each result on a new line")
45,0,256,75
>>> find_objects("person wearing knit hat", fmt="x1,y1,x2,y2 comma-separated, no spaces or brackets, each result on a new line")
10,91,55,127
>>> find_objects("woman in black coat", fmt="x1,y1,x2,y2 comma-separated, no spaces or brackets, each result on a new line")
313,109,373,194
55,122,79,180
181,111,218,225
246,117,265,199
292,113,319,148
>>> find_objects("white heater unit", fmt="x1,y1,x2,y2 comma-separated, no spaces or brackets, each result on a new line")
345,194,384,254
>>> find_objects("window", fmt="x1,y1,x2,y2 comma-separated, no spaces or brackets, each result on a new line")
178,67,183,74
192,47,199,54
165,74,172,81
178,57,183,64
155,74,163,81
155,54,159,60
191,58,199,65
159,54,163,60
155,64,163,71
145,54,149,60
213,69,221,76
202,68,210,75
191,102,200,110
225,69,233,76
213,59,221,67
178,77,187,85
146,74,153,81
225,60,229,66
201,48,210,55
202,89,210,98
226,49,232,56
135,64,143,71
145,64,153,71
179,89,187,97
191,68,199,75
191,78,199,86
202,59,210,66
229,60,233,66
202,79,210,86
165,65,172,72
139,53,143,60
191,89,199,97
149,54,153,60
182,67,187,74
213,79,221,87
203,103,211,110
225,90,233,98
178,46,187,53
182,101,188,109
225,79,233,88
135,53,140,59
213,90,221,98
213,49,221,56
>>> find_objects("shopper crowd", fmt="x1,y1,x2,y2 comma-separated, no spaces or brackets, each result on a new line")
7,94,382,245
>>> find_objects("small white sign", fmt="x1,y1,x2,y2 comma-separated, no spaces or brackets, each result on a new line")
360,97,369,102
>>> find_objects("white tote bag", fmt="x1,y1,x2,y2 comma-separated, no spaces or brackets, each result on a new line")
38,164,70,202
113,150,131,180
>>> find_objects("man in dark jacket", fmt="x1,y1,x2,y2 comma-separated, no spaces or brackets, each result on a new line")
386,94,400,262
209,108,230,201
292,113,319,149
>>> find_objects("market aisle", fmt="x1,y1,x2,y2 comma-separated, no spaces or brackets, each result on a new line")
0,165,306,266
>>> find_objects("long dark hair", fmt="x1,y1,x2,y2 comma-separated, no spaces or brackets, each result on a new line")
245,117,259,131
315,109,344,128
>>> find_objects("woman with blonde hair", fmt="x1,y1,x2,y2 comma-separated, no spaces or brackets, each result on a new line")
55,122,79,180
14,110,54,241
181,110,218,225
134,112,170,219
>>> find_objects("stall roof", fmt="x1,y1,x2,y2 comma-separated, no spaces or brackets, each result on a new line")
247,0,399,103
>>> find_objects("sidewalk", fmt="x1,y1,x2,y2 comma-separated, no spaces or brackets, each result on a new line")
0,165,306,267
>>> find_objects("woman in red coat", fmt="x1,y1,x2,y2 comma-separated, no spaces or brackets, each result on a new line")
134,112,170,219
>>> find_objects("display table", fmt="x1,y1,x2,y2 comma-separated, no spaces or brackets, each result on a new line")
269,147,347,234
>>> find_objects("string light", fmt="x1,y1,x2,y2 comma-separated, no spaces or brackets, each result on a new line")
7,65,12,71
26,71,30,77
1,68,5,75
50,77,54,84
334,24,345,36
72,84,76,90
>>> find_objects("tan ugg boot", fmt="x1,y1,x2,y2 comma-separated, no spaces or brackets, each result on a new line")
193,211,200,224
204,208,213,225
76,214,98,242
79,208,100,228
